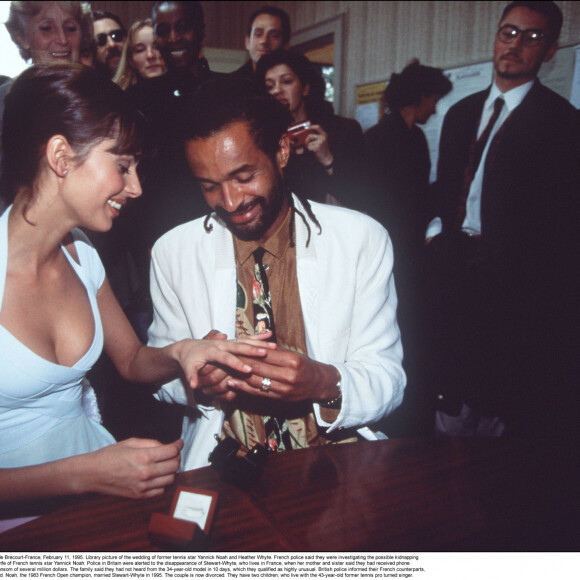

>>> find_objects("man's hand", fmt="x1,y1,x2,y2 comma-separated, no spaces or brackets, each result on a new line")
195,330,275,403
224,348,341,402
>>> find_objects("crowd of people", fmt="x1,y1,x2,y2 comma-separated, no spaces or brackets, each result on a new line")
0,0,578,532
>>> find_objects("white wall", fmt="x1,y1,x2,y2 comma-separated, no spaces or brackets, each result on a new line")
0,1,29,78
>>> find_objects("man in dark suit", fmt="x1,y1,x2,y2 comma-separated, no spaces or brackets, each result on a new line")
425,1,579,438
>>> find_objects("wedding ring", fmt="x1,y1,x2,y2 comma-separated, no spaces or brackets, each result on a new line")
261,377,272,392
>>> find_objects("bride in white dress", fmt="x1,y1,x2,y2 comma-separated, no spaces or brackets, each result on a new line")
0,64,274,522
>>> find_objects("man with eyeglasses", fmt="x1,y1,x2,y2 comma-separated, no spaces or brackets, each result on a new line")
424,1,579,439
93,10,127,79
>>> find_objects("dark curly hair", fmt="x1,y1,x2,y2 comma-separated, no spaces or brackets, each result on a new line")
383,59,452,111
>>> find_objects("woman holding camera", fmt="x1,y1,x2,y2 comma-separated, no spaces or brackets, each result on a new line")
256,49,363,208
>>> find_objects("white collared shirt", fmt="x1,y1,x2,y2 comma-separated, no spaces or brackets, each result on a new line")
426,80,534,238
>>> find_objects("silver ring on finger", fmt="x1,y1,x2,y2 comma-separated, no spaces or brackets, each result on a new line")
261,377,272,392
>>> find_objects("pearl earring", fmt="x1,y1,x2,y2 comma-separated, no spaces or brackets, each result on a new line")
62,169,68,176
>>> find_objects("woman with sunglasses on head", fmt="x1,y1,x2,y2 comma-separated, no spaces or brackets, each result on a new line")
0,64,274,531
113,19,167,91
256,49,364,208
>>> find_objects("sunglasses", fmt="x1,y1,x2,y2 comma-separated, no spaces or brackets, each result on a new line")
95,29,126,47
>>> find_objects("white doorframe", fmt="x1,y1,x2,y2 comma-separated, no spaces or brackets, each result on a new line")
292,13,345,115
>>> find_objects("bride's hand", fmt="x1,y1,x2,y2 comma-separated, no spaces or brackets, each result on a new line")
80,438,183,499
175,333,277,389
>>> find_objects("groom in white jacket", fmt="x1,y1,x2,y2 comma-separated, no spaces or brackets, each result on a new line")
148,78,405,470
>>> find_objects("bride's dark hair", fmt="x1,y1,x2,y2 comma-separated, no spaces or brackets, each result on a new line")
1,63,146,206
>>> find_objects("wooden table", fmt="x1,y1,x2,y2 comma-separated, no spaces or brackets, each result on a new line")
1,438,578,551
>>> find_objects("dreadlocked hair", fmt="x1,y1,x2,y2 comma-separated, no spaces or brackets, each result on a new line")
203,213,214,234
287,189,321,248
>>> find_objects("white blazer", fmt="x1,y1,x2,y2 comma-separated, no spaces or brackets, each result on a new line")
148,197,405,470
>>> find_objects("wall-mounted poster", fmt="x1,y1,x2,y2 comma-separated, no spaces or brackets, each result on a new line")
569,45,580,108
354,81,387,131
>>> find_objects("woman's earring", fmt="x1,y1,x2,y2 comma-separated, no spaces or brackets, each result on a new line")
61,169,68,176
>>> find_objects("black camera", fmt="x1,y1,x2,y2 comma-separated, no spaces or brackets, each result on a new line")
208,436,268,490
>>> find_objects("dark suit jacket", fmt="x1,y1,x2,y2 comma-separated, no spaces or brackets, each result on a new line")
231,60,256,82
437,81,579,269
431,81,580,436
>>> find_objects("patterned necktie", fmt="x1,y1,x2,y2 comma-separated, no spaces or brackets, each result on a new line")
252,248,289,450
456,97,504,229
252,247,276,342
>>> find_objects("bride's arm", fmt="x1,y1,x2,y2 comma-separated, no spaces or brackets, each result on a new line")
0,438,182,502
97,277,274,388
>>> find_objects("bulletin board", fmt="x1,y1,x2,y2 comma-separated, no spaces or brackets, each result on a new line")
354,81,387,131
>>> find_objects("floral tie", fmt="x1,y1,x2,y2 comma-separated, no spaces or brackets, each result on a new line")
252,247,276,342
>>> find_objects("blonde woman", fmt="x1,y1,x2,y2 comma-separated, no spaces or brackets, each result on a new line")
114,19,166,90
